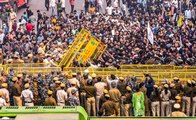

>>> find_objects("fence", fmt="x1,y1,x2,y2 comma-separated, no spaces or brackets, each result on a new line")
7,67,61,74
63,65,196,85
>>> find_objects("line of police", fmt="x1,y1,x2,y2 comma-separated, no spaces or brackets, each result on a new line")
0,69,196,117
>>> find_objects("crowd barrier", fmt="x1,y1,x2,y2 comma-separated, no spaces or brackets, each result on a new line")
7,67,61,74
0,64,195,84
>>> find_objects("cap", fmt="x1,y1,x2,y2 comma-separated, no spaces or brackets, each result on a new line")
12,77,18,81
17,74,23,78
187,80,192,84
0,92,2,96
47,90,53,95
53,77,59,81
8,59,13,62
119,77,124,81
164,84,169,88
2,83,7,88
175,95,181,100
60,83,65,87
173,77,179,81
71,89,77,94
72,73,77,76
92,73,96,78
28,54,33,58
153,85,158,88
84,69,89,74
24,83,30,89
126,86,131,91
55,81,61,84
104,94,110,98
70,81,76,85
170,83,175,88
174,103,180,109
192,80,196,84
103,89,108,94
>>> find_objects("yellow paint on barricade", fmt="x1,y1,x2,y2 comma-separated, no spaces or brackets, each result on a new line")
78,36,100,64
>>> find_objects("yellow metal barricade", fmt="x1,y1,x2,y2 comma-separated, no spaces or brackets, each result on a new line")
7,67,61,74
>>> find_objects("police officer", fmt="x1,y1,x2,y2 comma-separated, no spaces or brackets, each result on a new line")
150,85,160,117
169,83,178,115
56,83,67,106
45,90,57,106
124,86,133,116
99,89,108,111
12,77,22,106
171,103,187,117
117,77,126,116
109,82,121,116
21,83,34,106
182,80,192,116
85,79,96,116
99,94,118,116
191,80,196,116
160,84,171,116
68,73,80,88
173,77,182,94
79,74,87,109
0,83,9,106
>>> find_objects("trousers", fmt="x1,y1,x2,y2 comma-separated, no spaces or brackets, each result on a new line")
192,97,196,116
151,101,160,116
124,103,132,116
25,103,34,106
169,100,175,115
161,101,170,116
13,96,22,106
80,92,86,110
96,95,101,113
87,97,96,116
120,96,126,116
114,101,120,116
57,102,65,106
182,96,191,116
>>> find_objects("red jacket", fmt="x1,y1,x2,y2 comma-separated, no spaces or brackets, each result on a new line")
26,23,34,32
70,0,74,5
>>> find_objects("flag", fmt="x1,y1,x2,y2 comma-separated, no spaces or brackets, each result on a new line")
147,22,154,45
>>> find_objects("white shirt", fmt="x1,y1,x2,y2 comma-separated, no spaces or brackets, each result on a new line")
21,89,34,102
106,76,119,89
0,88,9,102
68,78,80,88
185,10,191,19
106,6,113,15
0,98,6,106
61,0,65,8
0,33,5,44
50,0,56,7
94,82,106,96
56,89,67,103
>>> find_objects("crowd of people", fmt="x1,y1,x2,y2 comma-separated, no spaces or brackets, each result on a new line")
0,70,195,117
0,0,195,117
0,0,195,67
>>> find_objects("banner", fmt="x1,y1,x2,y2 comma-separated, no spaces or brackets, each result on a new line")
78,36,100,63
147,22,154,45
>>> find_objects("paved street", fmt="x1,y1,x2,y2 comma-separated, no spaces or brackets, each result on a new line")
16,0,110,19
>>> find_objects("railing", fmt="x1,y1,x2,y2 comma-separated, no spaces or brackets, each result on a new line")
7,67,61,74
